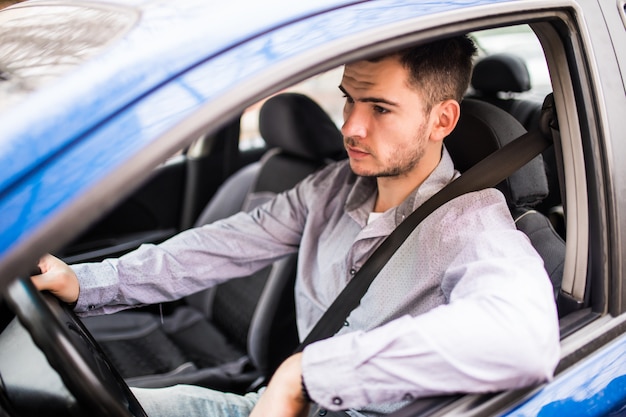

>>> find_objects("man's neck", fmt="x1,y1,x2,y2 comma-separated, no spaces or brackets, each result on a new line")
374,175,422,212
373,151,442,213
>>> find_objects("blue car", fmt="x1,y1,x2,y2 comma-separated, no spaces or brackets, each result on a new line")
0,0,625,415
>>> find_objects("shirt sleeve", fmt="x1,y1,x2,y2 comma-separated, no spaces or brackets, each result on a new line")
73,179,313,315
301,230,560,411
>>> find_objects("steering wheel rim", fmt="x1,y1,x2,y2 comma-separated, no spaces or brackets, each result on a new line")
3,276,147,417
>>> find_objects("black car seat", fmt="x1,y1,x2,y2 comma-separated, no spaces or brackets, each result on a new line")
82,92,345,392
470,53,564,239
445,97,565,304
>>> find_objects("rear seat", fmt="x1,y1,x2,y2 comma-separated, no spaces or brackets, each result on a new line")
469,53,564,238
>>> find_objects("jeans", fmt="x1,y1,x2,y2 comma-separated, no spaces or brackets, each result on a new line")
131,385,351,417
132,385,261,417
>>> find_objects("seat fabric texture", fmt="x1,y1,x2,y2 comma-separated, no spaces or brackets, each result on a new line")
82,92,345,391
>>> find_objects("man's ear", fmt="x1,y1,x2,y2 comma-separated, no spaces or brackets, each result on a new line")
429,99,460,143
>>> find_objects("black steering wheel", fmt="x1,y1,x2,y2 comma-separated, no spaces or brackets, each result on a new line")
2,276,147,417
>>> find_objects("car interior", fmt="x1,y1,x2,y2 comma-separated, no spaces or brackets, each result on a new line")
0,19,590,416
62,33,569,397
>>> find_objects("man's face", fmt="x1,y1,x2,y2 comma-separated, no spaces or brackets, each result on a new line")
340,56,432,178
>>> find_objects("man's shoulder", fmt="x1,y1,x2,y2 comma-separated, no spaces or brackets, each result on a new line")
426,188,533,258
437,187,514,227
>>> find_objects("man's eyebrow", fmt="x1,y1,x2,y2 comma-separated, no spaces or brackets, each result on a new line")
338,85,399,107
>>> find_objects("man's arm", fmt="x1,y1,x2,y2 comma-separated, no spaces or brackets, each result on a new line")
299,257,560,411
248,250,559,415
32,180,313,316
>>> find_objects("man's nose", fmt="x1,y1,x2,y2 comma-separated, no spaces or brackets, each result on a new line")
341,105,368,139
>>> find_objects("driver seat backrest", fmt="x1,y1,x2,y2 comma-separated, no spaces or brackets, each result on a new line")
84,93,345,391
470,53,564,238
445,98,565,302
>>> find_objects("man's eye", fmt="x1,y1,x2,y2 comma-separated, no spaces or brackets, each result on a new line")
374,105,389,114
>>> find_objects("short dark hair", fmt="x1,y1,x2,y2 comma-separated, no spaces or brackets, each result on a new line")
372,35,477,111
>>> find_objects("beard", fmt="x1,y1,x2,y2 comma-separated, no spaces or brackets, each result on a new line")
345,122,428,178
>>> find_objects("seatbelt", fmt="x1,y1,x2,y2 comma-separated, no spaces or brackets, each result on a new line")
295,95,556,353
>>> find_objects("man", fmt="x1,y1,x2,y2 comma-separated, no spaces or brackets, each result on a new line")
32,35,560,417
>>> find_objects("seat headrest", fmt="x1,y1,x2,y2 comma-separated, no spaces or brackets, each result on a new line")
471,53,531,94
445,99,548,207
259,93,346,161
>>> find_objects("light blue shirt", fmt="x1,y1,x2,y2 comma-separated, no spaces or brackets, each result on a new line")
73,148,559,415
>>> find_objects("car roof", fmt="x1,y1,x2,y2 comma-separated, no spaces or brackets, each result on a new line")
0,0,510,281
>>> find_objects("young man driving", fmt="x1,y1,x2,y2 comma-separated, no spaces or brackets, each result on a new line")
33,35,559,417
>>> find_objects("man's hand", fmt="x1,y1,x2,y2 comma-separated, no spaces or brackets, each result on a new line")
31,254,80,304
250,353,311,417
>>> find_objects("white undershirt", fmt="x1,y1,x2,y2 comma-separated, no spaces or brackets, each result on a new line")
367,211,384,224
